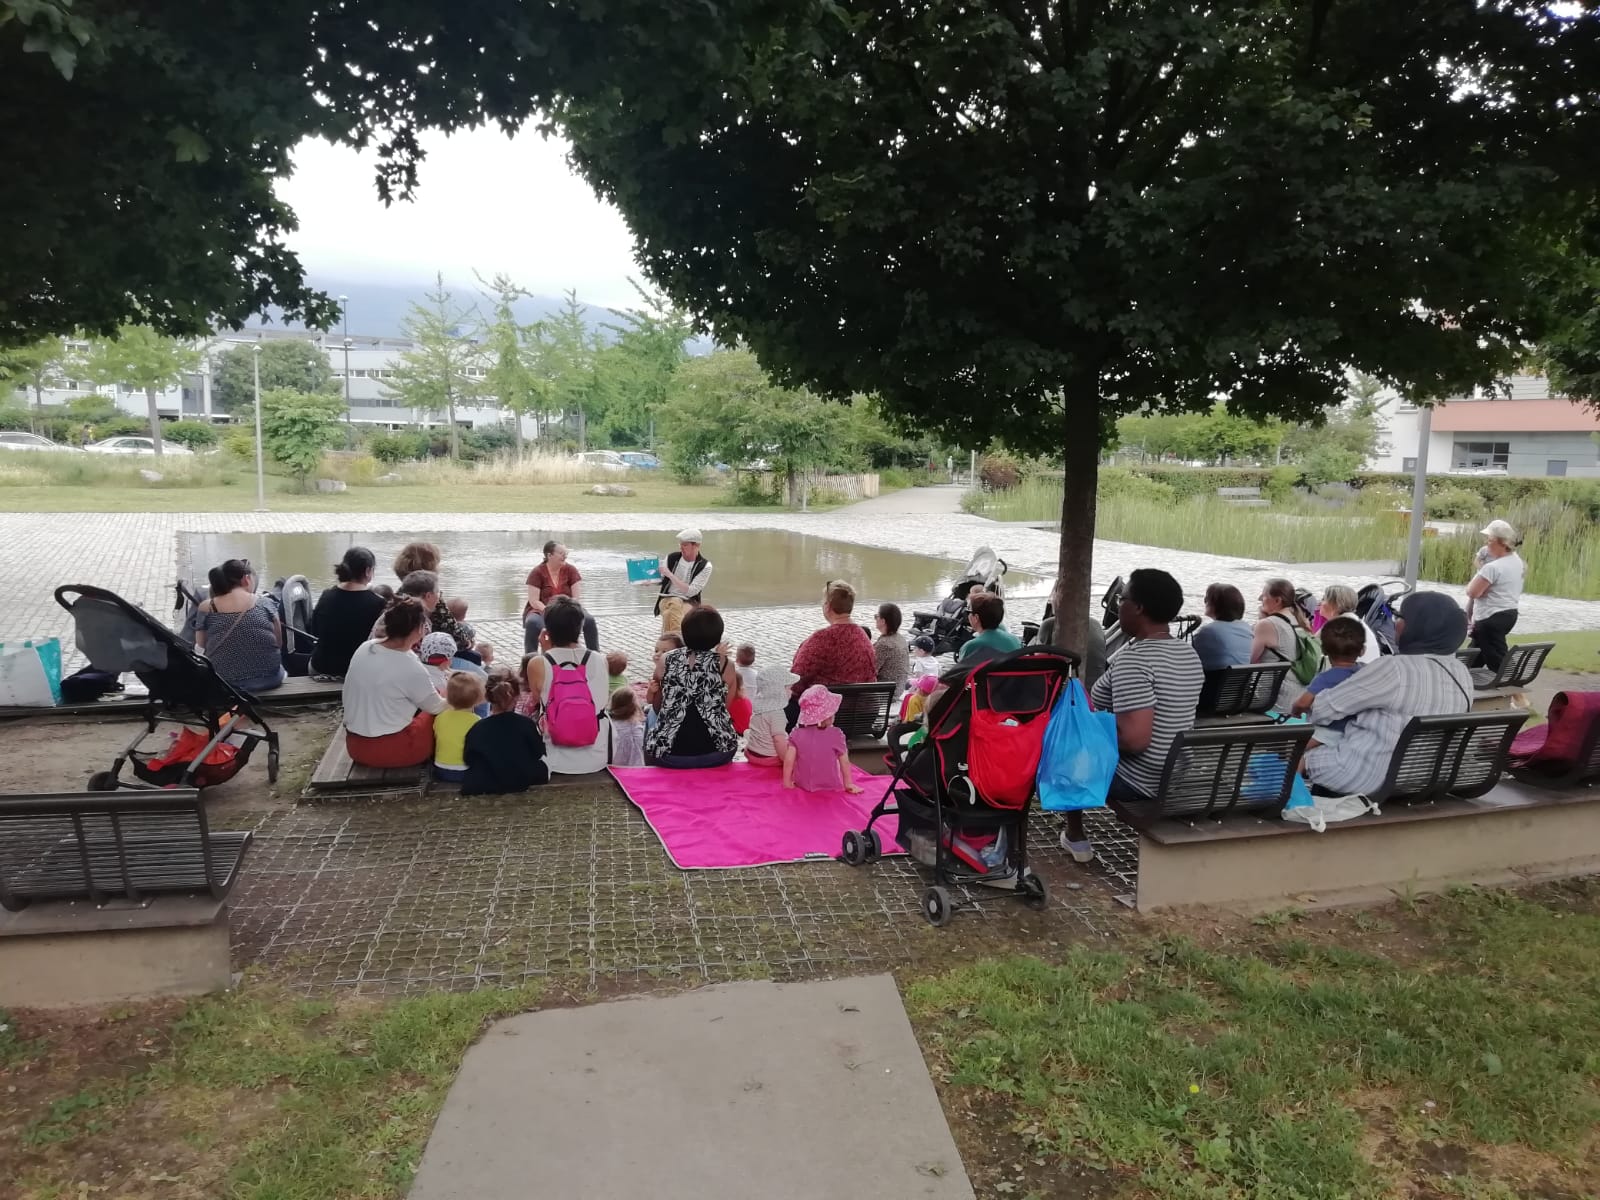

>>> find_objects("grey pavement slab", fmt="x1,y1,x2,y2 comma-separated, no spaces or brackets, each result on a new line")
408,974,975,1200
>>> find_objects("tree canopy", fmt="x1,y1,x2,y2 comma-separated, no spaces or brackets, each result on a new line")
212,340,334,416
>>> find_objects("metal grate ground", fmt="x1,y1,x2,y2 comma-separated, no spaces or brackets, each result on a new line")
230,786,1140,996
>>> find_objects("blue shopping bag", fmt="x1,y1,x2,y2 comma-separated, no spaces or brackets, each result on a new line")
1037,679,1119,812
1240,751,1313,807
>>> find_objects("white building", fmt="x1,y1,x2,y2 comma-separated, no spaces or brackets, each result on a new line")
8,330,537,438
1369,374,1600,479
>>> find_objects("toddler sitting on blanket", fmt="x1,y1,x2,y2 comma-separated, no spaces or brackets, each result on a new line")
783,685,861,794
609,686,647,767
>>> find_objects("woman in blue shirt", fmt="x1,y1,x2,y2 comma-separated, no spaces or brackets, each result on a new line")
1191,583,1253,671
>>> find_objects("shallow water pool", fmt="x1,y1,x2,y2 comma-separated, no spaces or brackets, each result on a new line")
182,529,1049,619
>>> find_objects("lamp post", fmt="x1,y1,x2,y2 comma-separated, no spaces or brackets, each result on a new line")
252,343,267,513
340,295,351,426
1403,401,1433,589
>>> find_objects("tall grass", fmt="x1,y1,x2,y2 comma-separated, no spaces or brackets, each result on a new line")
0,452,235,489
395,451,615,487
1422,496,1600,599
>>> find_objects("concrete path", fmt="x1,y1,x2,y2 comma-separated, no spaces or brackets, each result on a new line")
409,975,974,1200
843,483,969,516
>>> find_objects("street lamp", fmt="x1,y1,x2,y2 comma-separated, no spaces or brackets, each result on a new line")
252,343,267,513
339,295,351,425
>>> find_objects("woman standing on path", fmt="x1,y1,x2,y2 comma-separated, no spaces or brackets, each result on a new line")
1465,519,1524,672
522,540,600,654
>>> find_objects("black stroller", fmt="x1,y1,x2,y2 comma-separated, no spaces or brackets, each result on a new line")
840,646,1075,926
176,574,318,677
1022,575,1126,646
910,547,1010,657
56,585,280,790
1356,581,1411,656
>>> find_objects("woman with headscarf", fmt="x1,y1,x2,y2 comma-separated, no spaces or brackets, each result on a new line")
1290,591,1475,796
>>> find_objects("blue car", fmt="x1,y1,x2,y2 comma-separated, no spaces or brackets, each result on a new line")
618,451,661,470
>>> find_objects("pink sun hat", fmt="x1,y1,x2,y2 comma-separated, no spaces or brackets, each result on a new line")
798,684,843,726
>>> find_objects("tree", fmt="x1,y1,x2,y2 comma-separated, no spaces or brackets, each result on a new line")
384,276,485,459
77,326,199,455
557,2,1600,652
478,274,539,456
599,281,693,447
260,388,345,488
542,291,610,452
0,336,73,428
211,340,334,417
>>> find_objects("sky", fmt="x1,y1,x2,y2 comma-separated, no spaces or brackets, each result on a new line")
275,127,644,307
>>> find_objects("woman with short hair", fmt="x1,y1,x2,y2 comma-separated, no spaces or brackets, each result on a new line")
787,580,876,725
523,597,611,775
1191,583,1253,672
1314,583,1379,663
646,605,740,768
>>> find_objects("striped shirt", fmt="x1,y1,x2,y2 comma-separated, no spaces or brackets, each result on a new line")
1089,637,1204,799
1305,654,1474,795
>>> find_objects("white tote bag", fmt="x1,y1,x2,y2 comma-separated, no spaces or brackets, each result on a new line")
0,639,63,707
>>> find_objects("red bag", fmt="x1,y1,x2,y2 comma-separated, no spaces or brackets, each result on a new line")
965,709,1046,809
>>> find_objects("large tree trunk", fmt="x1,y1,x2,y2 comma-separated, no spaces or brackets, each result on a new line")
1048,375,1100,661
145,387,164,456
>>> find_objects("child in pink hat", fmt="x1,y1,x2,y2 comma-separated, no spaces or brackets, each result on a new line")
783,685,862,794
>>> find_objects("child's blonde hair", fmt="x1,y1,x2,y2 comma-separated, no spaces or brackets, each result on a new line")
608,686,640,722
446,671,486,710
659,595,688,634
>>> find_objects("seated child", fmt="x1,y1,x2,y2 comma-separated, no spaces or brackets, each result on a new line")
658,595,688,635
910,635,936,669
370,583,395,605
734,643,759,701
462,671,548,795
447,597,477,644
782,685,862,794
643,632,684,717
899,673,939,724
745,663,799,766
608,686,647,767
476,641,496,666
433,670,485,782
606,650,629,694
1289,615,1366,748
419,632,459,694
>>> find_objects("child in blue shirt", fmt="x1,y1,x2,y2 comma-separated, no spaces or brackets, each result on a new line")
1298,616,1367,747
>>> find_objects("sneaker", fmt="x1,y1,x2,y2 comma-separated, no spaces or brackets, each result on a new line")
1060,834,1095,863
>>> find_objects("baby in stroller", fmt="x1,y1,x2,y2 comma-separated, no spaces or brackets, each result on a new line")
910,546,1009,657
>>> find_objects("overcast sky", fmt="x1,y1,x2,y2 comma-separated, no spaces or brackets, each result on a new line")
276,127,644,307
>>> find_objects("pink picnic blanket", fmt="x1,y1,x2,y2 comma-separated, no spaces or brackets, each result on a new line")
609,763,902,869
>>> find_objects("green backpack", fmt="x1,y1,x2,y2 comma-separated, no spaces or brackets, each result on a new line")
1272,614,1324,686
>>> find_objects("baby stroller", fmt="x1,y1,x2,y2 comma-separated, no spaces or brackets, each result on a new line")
57,585,280,789
1356,581,1411,656
176,574,318,677
910,546,1010,657
840,646,1075,926
1021,576,1124,646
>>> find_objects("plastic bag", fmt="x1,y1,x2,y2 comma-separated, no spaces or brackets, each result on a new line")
1038,679,1119,812
1240,753,1313,808
1282,793,1377,833
0,638,63,707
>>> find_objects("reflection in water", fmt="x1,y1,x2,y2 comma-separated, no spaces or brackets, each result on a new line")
183,529,1047,619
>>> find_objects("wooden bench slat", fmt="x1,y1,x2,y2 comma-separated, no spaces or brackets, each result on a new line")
307,723,429,794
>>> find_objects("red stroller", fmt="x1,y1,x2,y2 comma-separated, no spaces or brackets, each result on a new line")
840,646,1076,925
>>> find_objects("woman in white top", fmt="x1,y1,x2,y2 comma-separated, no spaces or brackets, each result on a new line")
1249,577,1309,706
523,597,611,775
1465,519,1525,672
342,596,447,767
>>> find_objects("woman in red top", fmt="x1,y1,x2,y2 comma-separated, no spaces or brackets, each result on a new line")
785,580,875,727
522,541,600,653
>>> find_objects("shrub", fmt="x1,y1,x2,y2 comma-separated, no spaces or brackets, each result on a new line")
320,452,381,486
165,419,219,449
1262,466,1301,505
1426,486,1488,521
723,473,781,506
978,450,1023,491
1301,446,1364,487
879,466,914,490
1097,467,1175,504
222,429,256,460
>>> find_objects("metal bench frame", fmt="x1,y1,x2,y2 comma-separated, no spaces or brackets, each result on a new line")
1470,641,1555,692
1143,722,1316,820
828,682,898,746
1368,711,1526,806
1197,661,1292,720
0,789,252,911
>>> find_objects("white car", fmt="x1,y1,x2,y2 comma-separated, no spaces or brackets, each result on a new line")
576,450,630,472
85,436,193,456
0,431,78,453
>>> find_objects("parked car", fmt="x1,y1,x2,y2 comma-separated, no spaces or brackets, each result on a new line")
85,436,194,456
0,431,78,453
618,451,661,470
576,450,630,472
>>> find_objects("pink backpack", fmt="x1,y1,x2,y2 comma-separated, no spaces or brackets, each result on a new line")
543,651,599,747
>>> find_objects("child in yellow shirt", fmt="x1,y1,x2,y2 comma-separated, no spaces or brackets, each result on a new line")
433,672,484,783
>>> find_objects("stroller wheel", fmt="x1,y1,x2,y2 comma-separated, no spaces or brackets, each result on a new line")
86,771,118,792
862,829,881,862
841,830,869,867
921,886,955,927
267,747,280,783
1019,870,1050,911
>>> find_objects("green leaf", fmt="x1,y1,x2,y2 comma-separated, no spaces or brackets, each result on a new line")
1481,1051,1503,1076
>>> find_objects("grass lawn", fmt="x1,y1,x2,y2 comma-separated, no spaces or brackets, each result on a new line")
909,883,1600,1200
1515,630,1600,674
5,885,1597,1199
0,478,745,514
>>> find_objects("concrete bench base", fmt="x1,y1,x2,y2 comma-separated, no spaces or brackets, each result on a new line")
1472,687,1530,713
0,895,232,1007
1120,784,1600,913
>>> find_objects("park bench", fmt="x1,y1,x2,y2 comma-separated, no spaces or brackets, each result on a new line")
1104,614,1200,658
1126,721,1316,821
1216,486,1268,506
305,722,429,796
1195,661,1292,722
0,789,251,911
1470,641,1554,692
829,682,898,750
1363,711,1525,806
